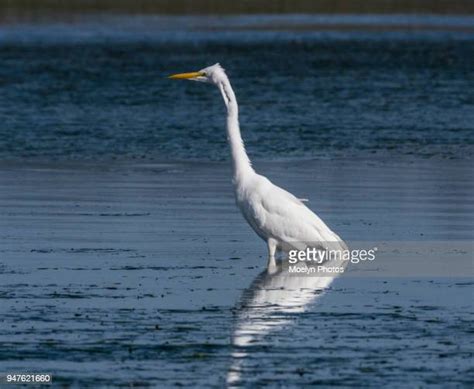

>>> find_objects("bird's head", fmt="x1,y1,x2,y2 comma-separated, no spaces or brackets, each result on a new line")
168,63,226,85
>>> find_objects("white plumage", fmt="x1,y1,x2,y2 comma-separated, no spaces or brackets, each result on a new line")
236,173,343,245
170,64,346,270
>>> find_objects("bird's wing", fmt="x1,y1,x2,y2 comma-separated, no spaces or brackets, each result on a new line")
247,175,343,245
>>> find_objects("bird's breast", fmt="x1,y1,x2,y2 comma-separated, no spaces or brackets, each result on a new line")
233,185,270,241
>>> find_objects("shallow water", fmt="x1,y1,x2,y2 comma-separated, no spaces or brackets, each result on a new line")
0,15,473,161
0,159,472,387
0,14,473,388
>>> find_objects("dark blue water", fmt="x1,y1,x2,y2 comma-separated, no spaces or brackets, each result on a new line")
0,15,473,388
0,15,473,161
1,159,473,387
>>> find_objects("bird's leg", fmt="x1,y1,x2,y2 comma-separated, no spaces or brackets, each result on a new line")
266,239,278,274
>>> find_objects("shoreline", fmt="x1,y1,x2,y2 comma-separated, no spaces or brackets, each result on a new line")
1,0,474,16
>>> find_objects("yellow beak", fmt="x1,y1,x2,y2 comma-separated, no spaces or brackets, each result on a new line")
168,71,203,79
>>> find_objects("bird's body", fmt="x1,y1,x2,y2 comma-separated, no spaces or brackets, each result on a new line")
170,64,346,269
234,172,343,251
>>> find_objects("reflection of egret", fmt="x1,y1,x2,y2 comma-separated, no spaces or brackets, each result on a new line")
170,64,346,270
226,260,339,386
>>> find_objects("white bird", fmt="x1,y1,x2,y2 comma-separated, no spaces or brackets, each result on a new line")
169,64,346,271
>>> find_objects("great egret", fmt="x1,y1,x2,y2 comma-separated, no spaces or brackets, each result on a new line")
169,64,346,270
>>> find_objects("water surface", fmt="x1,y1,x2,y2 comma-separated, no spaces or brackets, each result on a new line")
0,15,473,161
0,159,472,386
0,14,473,388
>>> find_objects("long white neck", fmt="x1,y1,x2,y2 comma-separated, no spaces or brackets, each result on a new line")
217,76,254,182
